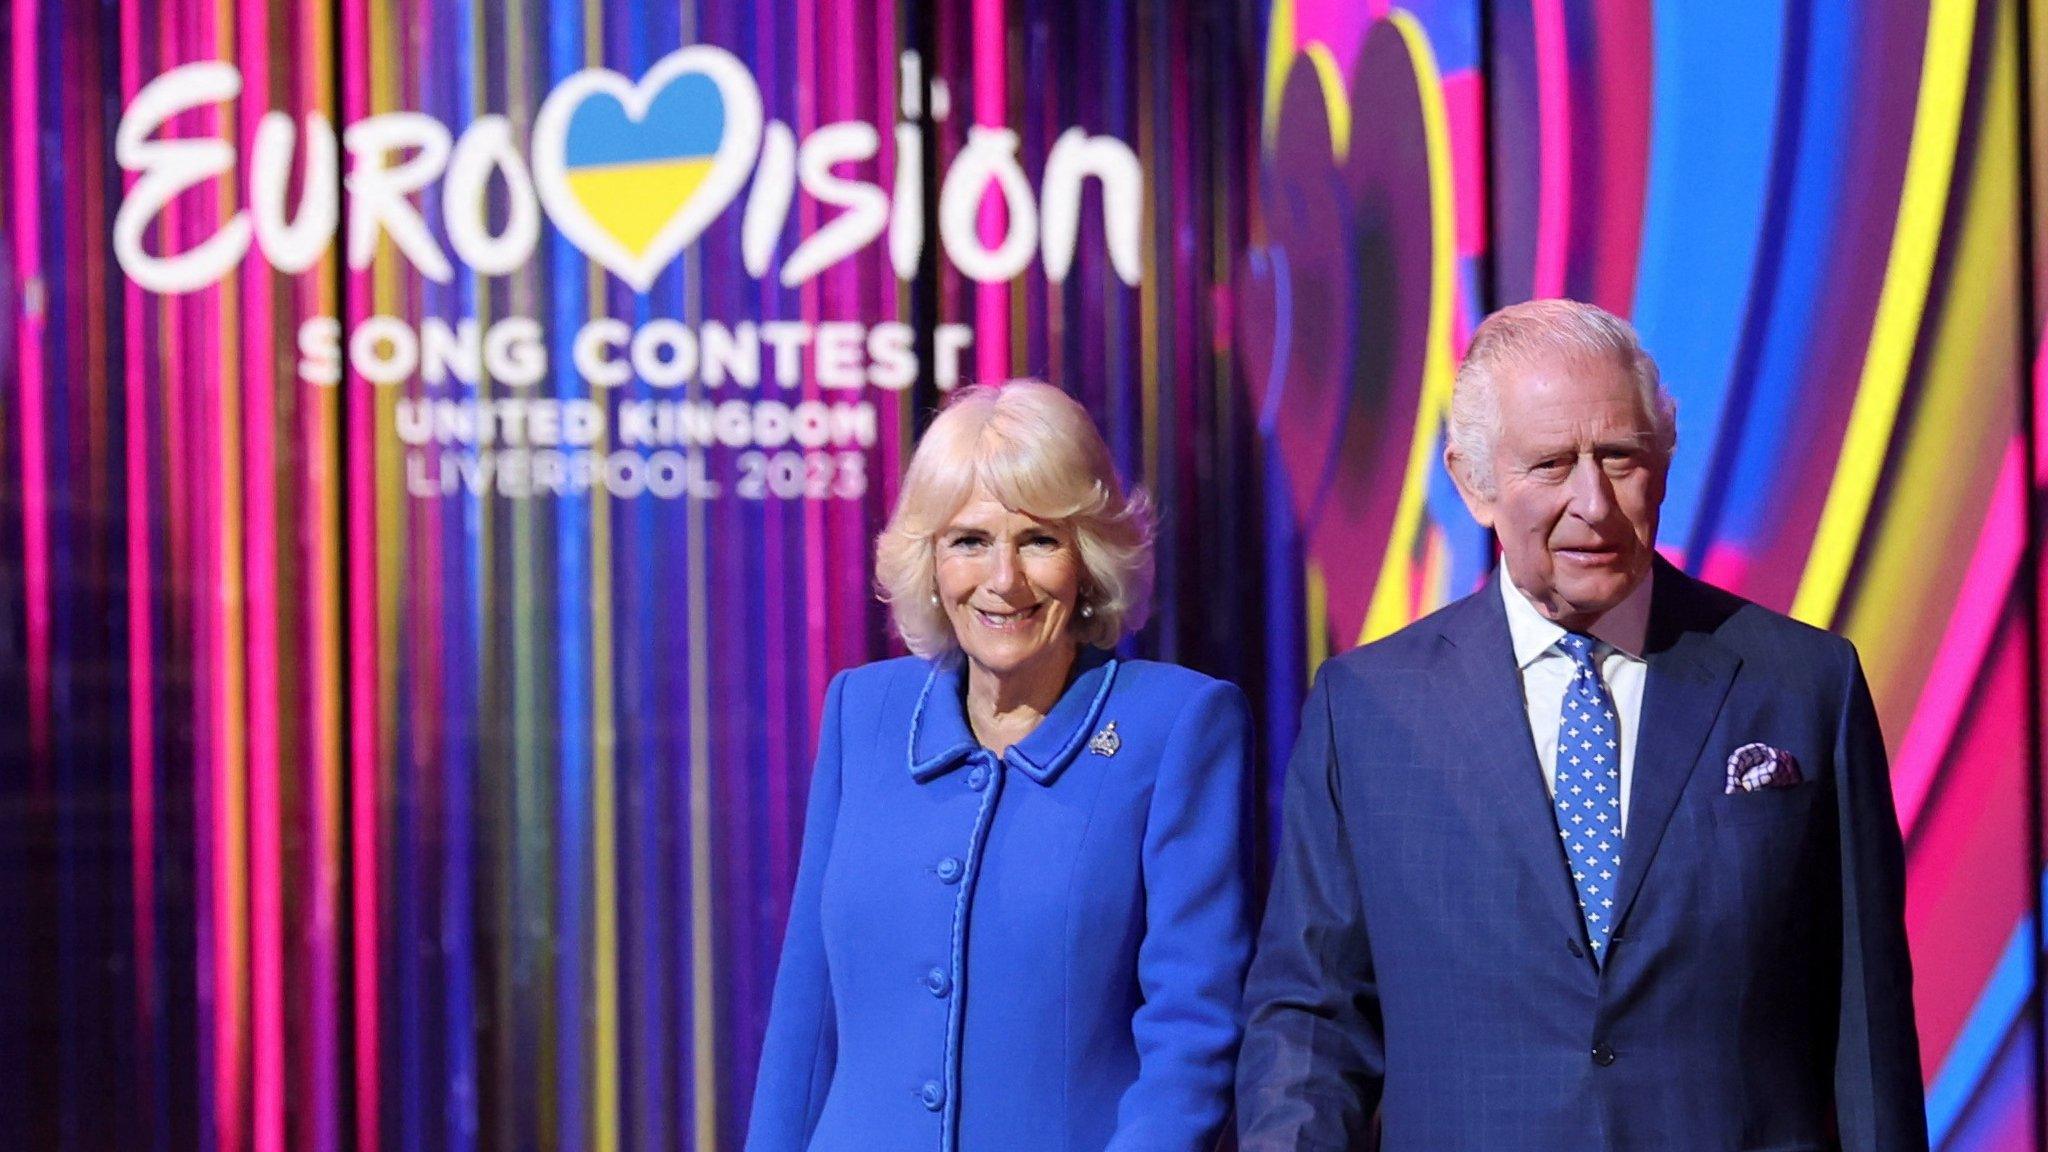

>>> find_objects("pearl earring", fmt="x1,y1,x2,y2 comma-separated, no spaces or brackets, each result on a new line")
1079,603,1095,619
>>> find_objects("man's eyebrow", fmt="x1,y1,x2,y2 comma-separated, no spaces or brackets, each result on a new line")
1593,435,1654,451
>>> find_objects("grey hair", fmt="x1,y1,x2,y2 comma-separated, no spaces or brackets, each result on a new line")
1447,298,1677,495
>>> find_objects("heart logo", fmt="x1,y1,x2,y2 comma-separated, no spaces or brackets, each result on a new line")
533,46,763,292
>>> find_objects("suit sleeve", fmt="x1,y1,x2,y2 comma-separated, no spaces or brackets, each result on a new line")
1236,665,1384,1151
1831,647,1928,1152
745,670,848,1152
1106,678,1257,1152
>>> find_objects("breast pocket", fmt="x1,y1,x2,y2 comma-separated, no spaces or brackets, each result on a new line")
1714,778,1826,830
1704,778,1834,941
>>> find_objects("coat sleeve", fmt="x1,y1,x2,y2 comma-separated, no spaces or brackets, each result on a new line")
745,670,848,1152
1235,664,1384,1151
1831,647,1928,1151
1104,677,1257,1152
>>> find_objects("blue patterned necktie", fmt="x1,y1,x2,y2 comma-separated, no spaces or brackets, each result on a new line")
1554,631,1623,963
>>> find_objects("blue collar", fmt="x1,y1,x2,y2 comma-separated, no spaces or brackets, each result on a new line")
906,647,1120,786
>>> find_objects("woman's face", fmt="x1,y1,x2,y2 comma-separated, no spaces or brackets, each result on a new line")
934,485,1084,685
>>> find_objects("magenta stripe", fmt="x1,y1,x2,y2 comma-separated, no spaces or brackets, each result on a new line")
197,2,246,1144
118,0,161,1115
339,0,382,1146
1530,0,1572,299
118,0,160,1121
238,3,287,1148
1892,438,2023,833
11,0,52,770
972,0,1007,383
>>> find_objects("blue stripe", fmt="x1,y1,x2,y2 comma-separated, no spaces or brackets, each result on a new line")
1925,877,2041,1146
1630,0,1787,550
548,2,593,1151
1685,0,1857,559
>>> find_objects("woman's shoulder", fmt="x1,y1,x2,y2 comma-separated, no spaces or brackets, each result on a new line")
1107,656,1245,703
830,654,941,712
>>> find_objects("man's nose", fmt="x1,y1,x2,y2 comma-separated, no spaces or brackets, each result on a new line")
1567,455,1615,521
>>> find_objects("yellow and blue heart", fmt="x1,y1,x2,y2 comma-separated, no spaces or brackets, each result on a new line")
560,72,727,260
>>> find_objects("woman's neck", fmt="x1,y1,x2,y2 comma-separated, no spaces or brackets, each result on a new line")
964,643,1081,754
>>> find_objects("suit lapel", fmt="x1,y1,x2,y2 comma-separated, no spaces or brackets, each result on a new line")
1608,564,1741,937
1439,579,1588,943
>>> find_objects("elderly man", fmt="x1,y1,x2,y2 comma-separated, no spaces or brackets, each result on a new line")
1236,299,1926,1151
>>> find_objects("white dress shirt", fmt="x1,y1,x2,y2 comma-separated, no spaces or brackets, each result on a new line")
1500,569,1653,830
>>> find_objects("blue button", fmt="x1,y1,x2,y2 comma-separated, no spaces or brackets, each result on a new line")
967,765,989,791
923,967,951,997
919,1080,945,1110
936,857,963,884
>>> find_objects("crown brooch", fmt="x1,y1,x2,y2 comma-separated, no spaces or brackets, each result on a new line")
1088,722,1121,758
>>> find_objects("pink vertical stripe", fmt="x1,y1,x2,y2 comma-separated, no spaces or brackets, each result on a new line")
306,353,342,1152
1529,0,1572,299
119,0,160,1117
238,6,287,1151
806,0,850,750
1892,439,2023,833
11,0,52,771
1442,73,1488,260
200,2,246,1145
341,0,382,1143
150,4,213,1144
972,0,1008,383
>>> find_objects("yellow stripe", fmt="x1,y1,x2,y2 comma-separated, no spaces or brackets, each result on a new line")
1306,562,1331,678
306,0,346,1120
1838,1,2018,723
371,0,405,912
682,24,719,1144
1791,0,1977,626
587,274,624,1143
215,0,251,1104
1359,9,1458,644
583,11,622,1152
1301,44,1352,164
213,0,250,1082
687,406,717,1152
1259,0,1296,154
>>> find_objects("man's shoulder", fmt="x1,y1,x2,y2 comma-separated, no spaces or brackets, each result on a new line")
1313,586,1481,688
1659,565,1855,672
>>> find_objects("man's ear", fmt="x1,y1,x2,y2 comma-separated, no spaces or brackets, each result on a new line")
1445,446,1497,530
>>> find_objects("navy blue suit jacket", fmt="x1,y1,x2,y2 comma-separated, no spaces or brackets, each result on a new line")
1237,561,1926,1151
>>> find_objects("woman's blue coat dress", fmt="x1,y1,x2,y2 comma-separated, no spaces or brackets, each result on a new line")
745,646,1254,1152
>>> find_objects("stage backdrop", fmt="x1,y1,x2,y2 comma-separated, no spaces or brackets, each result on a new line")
2,0,2044,1149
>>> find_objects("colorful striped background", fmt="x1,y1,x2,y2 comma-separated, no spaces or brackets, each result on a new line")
1,0,2044,1149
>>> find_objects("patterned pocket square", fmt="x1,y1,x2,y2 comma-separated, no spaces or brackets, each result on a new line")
1724,742,1803,794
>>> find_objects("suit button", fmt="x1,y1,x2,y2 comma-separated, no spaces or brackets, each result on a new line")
967,766,989,791
1567,939,1584,958
1592,1043,1616,1066
919,1080,945,1110
923,967,952,997
936,857,963,884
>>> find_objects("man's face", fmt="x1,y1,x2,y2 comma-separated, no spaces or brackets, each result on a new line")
1451,352,1667,630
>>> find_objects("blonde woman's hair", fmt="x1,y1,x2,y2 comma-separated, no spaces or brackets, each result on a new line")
875,382,1154,657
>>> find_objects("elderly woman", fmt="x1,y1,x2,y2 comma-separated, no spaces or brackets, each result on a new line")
745,382,1253,1152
